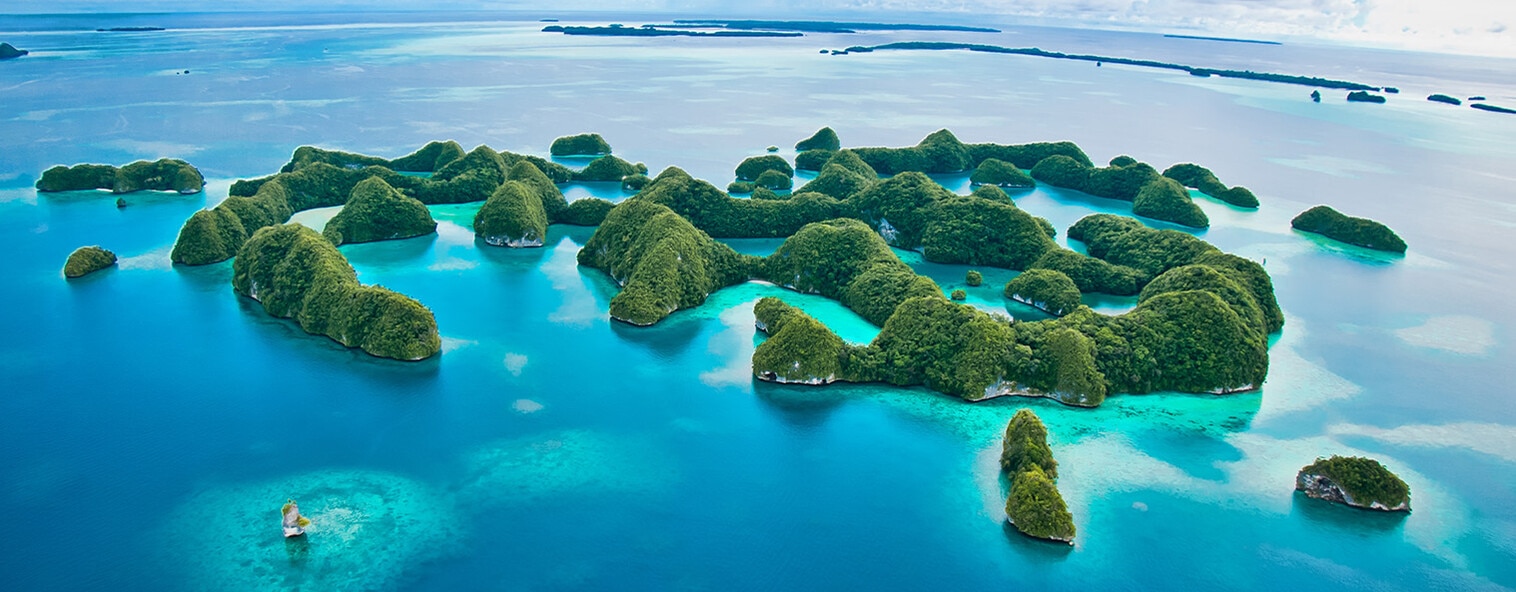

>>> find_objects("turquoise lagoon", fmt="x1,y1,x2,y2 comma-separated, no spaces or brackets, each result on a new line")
2,12,1515,591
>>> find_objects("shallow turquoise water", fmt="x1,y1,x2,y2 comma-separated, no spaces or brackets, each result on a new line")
1,12,1515,591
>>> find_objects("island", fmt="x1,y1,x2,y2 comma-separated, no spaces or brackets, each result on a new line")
1162,163,1259,207
281,499,311,537
1000,410,1075,544
542,25,801,38
37,159,204,194
0,42,28,59
550,133,611,157
1427,94,1462,105
233,223,441,361
1004,269,1081,316
1291,205,1407,253
1346,91,1387,103
1296,456,1410,512
734,155,793,181
965,270,982,286
1471,103,1516,115
572,155,646,183
754,169,793,190
63,246,116,279
667,20,1000,34
839,42,1383,91
322,177,437,246
795,127,841,152
950,289,967,300
1032,154,1209,228
970,158,1035,188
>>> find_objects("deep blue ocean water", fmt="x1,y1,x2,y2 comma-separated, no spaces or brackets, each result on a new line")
1,12,1514,591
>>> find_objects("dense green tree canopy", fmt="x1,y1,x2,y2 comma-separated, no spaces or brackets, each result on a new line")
550,133,612,156
735,155,794,181
970,158,1035,188
38,159,204,194
1291,205,1407,253
232,224,440,360
795,127,842,152
1162,163,1259,208
1005,269,1082,316
1005,465,1076,543
1298,456,1411,509
63,246,116,279
752,298,851,384
1132,176,1209,228
323,177,437,246
474,180,548,247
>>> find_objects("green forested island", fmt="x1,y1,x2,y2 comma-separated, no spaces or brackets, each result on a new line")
1346,91,1387,104
1296,456,1411,512
38,159,204,194
165,130,1283,390
63,246,116,279
1000,410,1075,543
233,224,441,360
323,177,437,246
1162,163,1259,208
1291,205,1406,253
550,133,612,156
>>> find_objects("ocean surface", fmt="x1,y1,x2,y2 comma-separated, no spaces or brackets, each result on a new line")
2,12,1515,591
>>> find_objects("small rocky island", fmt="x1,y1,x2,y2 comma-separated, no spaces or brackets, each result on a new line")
0,42,28,60
1001,409,1075,543
1346,90,1387,103
1291,205,1407,253
63,246,117,279
549,133,612,156
1296,456,1410,512
970,158,1035,188
37,159,204,194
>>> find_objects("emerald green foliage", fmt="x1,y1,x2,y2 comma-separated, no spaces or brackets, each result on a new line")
38,159,204,194
232,224,441,360
754,169,793,190
1191,252,1282,333
635,167,845,238
1045,328,1107,406
388,140,466,172
322,177,437,246
1291,205,1407,253
838,261,942,327
1068,214,1216,276
850,172,956,248
1132,177,1209,228
852,129,972,174
971,158,1035,188
857,296,1019,400
751,298,850,383
735,155,794,181
950,289,967,300
968,141,1092,169
280,146,391,173
172,180,294,265
1139,264,1266,335
794,149,835,171
63,246,116,278
574,155,643,182
762,218,898,299
499,151,575,183
796,150,878,199
621,174,651,191
970,185,1013,204
1005,465,1076,542
727,181,754,194
966,270,982,286
751,187,784,201
1005,269,1082,316
795,127,841,152
1162,163,1259,208
505,161,571,223
577,200,756,325
474,180,548,247
1000,409,1057,478
37,164,118,192
919,196,1057,268
1126,290,1268,392
1299,456,1411,509
1026,249,1146,296
559,198,615,226
550,133,612,156
417,146,508,205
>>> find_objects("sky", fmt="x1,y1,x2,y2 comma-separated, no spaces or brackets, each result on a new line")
7,0,1513,57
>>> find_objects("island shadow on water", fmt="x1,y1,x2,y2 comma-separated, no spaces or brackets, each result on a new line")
233,297,443,380
1001,521,1075,562
1290,490,1408,534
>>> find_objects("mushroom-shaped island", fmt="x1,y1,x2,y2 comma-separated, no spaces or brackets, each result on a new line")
63,246,117,279
37,158,204,194
549,133,612,156
1296,456,1410,512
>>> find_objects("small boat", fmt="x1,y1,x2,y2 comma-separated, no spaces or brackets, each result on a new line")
281,499,312,537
